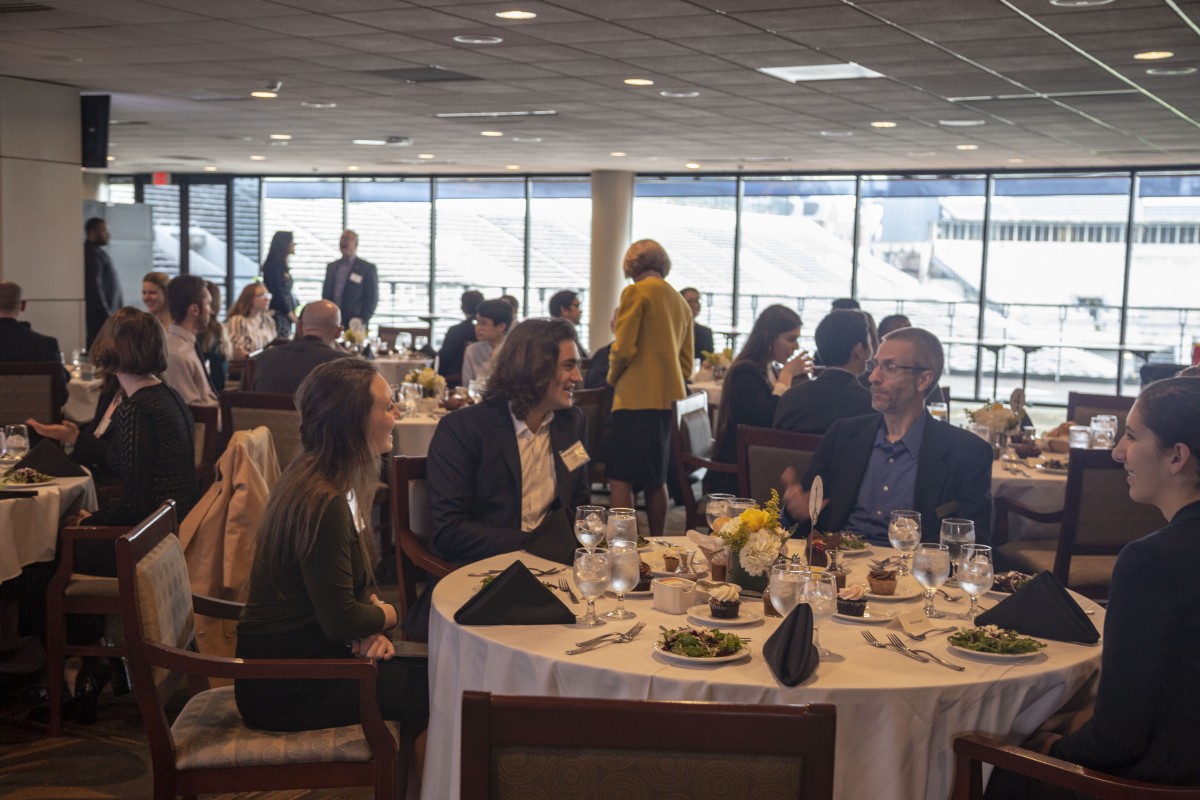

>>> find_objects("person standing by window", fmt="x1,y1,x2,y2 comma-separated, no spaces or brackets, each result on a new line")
261,231,297,337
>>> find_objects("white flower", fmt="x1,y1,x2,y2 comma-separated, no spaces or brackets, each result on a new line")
739,529,783,577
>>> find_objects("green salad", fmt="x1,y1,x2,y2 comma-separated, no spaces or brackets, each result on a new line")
2,467,52,485
658,626,743,658
949,625,1045,655
836,531,867,550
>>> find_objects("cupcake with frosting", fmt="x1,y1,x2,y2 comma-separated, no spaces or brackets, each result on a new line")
837,585,867,616
867,569,898,596
708,583,741,619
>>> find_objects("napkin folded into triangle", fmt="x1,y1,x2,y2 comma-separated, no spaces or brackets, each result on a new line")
454,559,575,626
763,603,819,686
522,504,577,565
975,570,1099,644
10,439,87,478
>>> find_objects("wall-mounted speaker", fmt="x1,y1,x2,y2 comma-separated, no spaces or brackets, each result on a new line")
81,94,110,168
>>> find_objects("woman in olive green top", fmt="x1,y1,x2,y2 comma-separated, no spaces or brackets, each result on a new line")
236,358,428,732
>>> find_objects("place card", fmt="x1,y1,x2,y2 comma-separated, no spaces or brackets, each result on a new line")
896,609,932,635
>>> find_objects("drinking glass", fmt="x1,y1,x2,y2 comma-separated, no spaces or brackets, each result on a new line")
957,544,994,621
604,543,639,620
467,379,485,400
4,425,29,461
574,548,610,627
575,505,607,552
1068,425,1092,449
939,518,975,585
606,507,637,546
887,510,921,576
1090,415,1118,449
968,423,990,442
913,543,951,618
799,569,837,657
769,562,806,618
727,497,756,521
928,402,948,423
705,493,735,532
400,382,422,417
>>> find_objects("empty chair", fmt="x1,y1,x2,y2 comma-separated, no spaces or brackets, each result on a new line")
388,455,452,642
736,424,823,505
1067,391,1136,440
187,403,219,493
671,392,737,530
0,361,65,426
220,390,301,469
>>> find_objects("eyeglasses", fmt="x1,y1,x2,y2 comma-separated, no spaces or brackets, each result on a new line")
866,359,930,376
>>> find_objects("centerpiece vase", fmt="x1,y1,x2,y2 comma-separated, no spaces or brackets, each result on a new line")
989,429,1009,460
726,550,769,593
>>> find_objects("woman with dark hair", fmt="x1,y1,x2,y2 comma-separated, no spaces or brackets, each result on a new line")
200,281,232,391
709,304,812,493
226,281,277,360
1028,377,1200,786
261,231,297,337
141,271,171,329
236,358,428,733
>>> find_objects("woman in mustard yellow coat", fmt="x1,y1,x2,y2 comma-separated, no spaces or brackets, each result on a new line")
606,239,694,538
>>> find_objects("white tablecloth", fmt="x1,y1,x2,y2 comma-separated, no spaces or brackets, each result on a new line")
391,415,441,457
63,377,103,425
689,378,722,411
0,474,97,583
424,541,1103,800
374,357,433,388
991,460,1068,540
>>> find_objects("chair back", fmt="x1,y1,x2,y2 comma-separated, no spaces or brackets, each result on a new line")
927,385,951,419
188,403,220,492
461,691,836,800
674,391,714,462
240,352,259,390
221,390,301,469
736,425,823,504
379,323,433,349
0,361,65,425
571,386,611,488
1066,392,1135,440
388,455,452,639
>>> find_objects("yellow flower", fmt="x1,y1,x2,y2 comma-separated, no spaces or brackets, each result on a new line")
739,507,769,531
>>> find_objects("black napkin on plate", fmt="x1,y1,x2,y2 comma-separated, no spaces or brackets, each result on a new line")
763,603,819,686
522,504,577,565
975,570,1099,644
454,559,575,626
11,439,87,478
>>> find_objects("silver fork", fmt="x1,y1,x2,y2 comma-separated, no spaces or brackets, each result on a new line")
936,588,963,602
862,630,929,662
575,621,643,648
653,538,670,548
902,625,958,641
887,634,965,671
557,577,580,605
567,622,645,655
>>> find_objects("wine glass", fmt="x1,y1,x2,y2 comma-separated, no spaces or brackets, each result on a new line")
957,544,994,621
606,507,637,546
913,543,951,618
799,569,836,657
727,497,756,522
604,543,639,620
769,562,805,617
574,505,607,552
573,548,610,627
887,510,921,576
4,425,29,461
939,518,975,586
705,493,734,532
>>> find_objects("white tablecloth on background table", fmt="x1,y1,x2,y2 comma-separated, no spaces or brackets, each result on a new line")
390,415,441,457
423,540,1103,800
991,460,1068,540
63,377,103,425
374,357,433,387
0,475,97,583
689,379,722,411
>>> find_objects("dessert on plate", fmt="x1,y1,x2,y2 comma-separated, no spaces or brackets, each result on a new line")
837,584,867,616
867,568,898,596
708,583,741,619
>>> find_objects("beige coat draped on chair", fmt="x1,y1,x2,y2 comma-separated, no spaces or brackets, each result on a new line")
179,426,280,660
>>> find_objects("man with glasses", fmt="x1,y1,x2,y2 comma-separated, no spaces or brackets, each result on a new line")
774,309,875,434
548,289,588,358
781,327,992,545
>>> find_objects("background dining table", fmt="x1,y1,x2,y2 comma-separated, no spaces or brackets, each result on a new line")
990,459,1068,540
373,355,433,388
390,414,442,457
0,474,97,583
63,375,104,425
423,539,1103,800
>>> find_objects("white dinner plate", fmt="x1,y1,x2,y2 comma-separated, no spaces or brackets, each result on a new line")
862,582,923,602
653,644,752,664
947,644,1044,662
0,477,56,489
648,554,707,579
686,604,762,626
606,587,652,598
985,589,1015,600
833,608,896,624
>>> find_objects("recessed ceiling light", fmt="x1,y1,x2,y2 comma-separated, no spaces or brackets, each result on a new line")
819,130,853,137
505,165,520,170
347,166,360,171
609,152,626,157
511,136,542,143
106,155,114,161
250,155,266,160
435,110,555,118
685,162,701,169
1134,51,1174,60
353,139,389,146
659,89,700,98
870,121,898,128
481,130,504,137
1146,66,1197,76
939,119,986,127
1050,0,1113,6
955,144,979,151
757,63,886,83
250,91,277,99
418,153,436,159
301,101,337,109
624,78,655,86
1008,158,1025,163
495,10,536,19
204,166,218,172
269,134,292,140
454,34,503,44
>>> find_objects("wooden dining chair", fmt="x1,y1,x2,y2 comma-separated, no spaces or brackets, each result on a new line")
952,734,1200,800
388,455,452,642
461,691,836,800
571,385,612,492
0,361,66,425
736,424,823,505
114,502,408,800
671,392,737,530
220,390,300,469
1066,391,1135,440
187,403,219,493
994,448,1162,600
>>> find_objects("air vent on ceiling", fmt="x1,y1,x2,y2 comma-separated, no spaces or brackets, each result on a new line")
110,120,149,126
0,3,53,13
367,67,481,83
160,155,210,161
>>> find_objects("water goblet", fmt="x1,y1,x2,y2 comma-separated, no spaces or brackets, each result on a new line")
799,569,837,657
604,543,639,620
913,543,951,618
575,505,607,552
705,493,734,532
727,497,756,521
1090,415,1118,449
928,402,948,423
606,507,637,546
573,548,610,627
957,544,994,621
887,510,921,576
769,562,805,618
939,518,975,585
4,425,29,461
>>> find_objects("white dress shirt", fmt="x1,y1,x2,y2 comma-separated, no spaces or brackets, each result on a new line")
461,338,501,386
164,324,218,406
510,405,557,532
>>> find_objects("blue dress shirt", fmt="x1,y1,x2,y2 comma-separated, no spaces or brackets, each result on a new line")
846,413,927,544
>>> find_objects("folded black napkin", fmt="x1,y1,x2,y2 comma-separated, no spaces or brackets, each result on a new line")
763,604,819,686
975,570,1099,644
454,560,575,626
0,491,39,500
11,439,87,478
522,504,577,565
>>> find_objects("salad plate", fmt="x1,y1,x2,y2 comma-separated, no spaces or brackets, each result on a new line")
948,645,1044,662
653,645,751,665
833,608,896,624
686,605,762,626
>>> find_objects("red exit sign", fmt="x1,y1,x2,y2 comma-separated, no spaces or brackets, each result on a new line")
151,171,171,186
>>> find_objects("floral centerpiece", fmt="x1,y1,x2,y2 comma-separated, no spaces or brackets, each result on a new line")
965,402,1019,436
700,348,733,380
341,327,366,352
712,490,794,591
405,367,447,399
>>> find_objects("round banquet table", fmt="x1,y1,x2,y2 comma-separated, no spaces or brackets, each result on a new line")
374,356,433,387
423,539,1104,800
0,474,97,583
990,459,1068,540
390,414,442,457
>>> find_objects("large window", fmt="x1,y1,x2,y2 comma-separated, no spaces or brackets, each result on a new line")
346,178,432,325
143,184,181,277
261,178,343,308
530,178,592,339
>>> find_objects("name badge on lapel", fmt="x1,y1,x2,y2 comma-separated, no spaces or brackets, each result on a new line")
559,441,590,472
349,272,364,284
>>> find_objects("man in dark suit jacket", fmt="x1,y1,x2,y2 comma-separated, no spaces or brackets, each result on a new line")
84,217,124,347
775,309,874,434
782,327,993,545
251,300,349,394
681,287,714,362
0,282,70,394
427,317,590,563
436,289,483,386
320,229,378,328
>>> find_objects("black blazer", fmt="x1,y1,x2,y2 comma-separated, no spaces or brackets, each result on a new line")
84,242,123,346
427,397,590,563
321,257,379,326
693,322,715,362
799,411,994,543
251,337,351,395
773,368,874,435
0,318,61,363
436,317,476,383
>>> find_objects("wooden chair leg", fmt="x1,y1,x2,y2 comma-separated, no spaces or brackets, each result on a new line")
45,597,66,736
